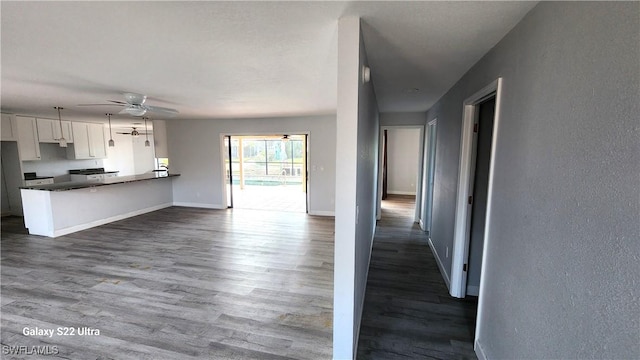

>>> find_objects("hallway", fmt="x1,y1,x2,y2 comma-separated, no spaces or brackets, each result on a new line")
357,195,478,359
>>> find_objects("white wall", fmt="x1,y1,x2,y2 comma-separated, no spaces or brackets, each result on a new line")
21,143,105,182
425,2,639,359
103,133,135,176
333,16,380,360
132,135,155,174
166,115,336,214
333,16,360,360
386,128,420,195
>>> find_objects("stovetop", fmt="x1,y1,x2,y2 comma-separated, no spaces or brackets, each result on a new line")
69,168,119,175
24,172,54,180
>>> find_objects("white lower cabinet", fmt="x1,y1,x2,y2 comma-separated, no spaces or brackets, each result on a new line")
68,122,106,159
70,173,118,182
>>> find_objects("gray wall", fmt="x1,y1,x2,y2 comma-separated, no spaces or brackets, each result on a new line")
0,142,24,215
380,111,426,126
386,128,421,195
354,25,380,352
426,2,639,358
167,115,336,215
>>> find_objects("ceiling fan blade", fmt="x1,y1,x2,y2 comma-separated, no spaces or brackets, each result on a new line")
107,100,128,105
116,132,132,135
77,103,123,107
145,105,179,116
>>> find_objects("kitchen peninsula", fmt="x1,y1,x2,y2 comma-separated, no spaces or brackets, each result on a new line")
20,173,179,237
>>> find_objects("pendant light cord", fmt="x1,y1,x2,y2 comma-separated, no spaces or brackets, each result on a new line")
108,113,113,139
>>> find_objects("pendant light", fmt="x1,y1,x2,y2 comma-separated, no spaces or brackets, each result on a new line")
106,113,115,147
143,117,151,147
54,107,68,148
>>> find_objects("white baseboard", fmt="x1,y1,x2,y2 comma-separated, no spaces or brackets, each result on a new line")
172,202,225,209
466,285,479,296
475,339,488,360
387,190,416,196
308,210,335,217
52,203,172,238
428,237,451,289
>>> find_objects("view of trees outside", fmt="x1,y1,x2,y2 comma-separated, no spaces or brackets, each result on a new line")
227,136,305,186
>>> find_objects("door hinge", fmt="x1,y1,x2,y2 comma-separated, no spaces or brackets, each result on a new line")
468,195,473,205
473,123,479,133
463,264,468,272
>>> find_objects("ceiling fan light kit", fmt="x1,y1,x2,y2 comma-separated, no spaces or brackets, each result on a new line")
53,106,68,148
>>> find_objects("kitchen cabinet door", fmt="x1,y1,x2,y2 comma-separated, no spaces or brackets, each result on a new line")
38,119,74,143
56,121,74,143
88,123,106,158
36,118,56,142
69,122,91,159
16,117,41,161
68,122,105,159
1,113,17,141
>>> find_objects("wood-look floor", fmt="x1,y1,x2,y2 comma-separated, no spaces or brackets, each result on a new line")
1,208,334,359
357,195,478,360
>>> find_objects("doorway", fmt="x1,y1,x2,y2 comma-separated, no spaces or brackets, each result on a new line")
451,78,502,299
224,134,308,213
377,126,425,222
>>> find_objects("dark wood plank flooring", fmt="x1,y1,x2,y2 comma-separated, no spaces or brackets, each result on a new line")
1,208,334,359
357,195,478,360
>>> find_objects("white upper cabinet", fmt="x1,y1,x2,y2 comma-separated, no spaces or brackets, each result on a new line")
1,113,17,141
36,118,73,143
15,116,41,161
88,123,107,158
68,122,106,159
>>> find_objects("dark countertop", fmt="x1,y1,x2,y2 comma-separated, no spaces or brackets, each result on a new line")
21,173,180,192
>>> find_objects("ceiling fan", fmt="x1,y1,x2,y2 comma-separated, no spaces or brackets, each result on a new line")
116,127,151,136
79,92,179,117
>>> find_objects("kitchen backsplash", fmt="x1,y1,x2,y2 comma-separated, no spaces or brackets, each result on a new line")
21,143,105,182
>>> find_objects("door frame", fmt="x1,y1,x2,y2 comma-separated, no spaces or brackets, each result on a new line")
450,78,503,298
376,125,425,222
219,132,310,211
420,118,437,233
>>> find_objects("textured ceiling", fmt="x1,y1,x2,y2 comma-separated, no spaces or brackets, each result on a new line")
1,1,536,124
